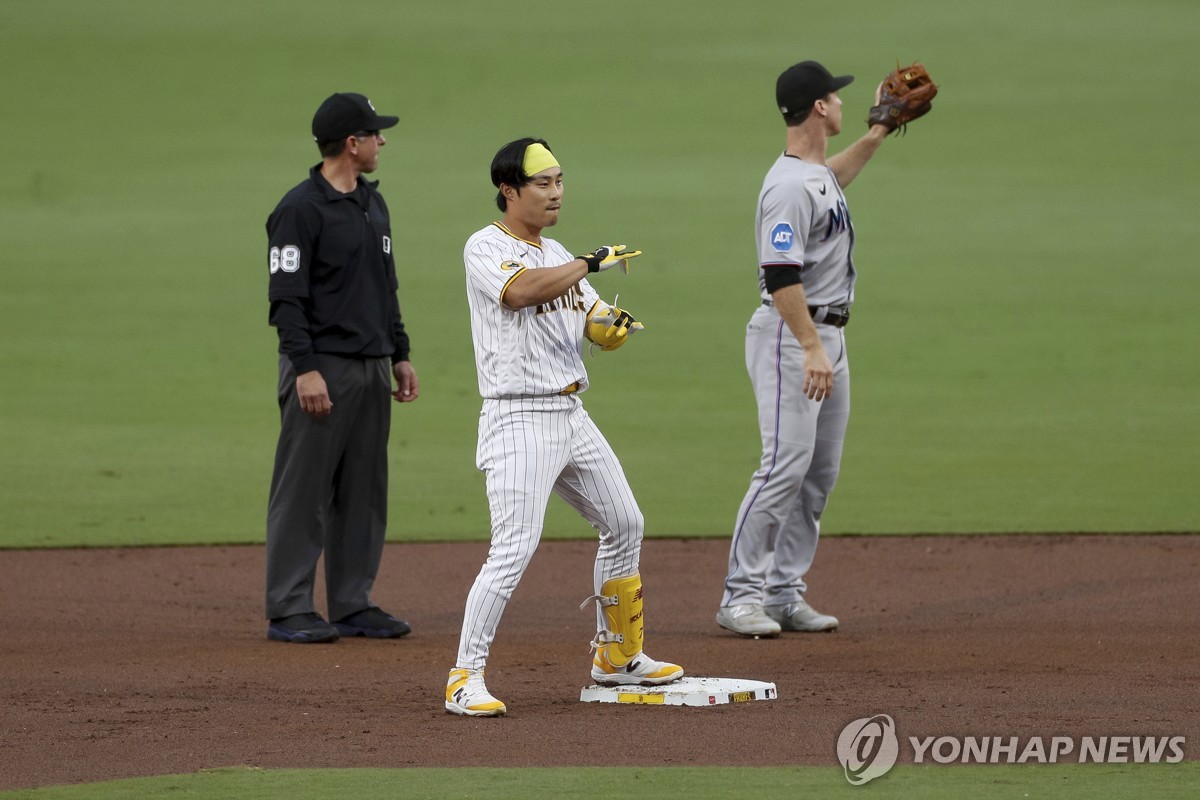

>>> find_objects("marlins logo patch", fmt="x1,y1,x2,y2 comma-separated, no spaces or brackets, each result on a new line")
770,222,795,252
500,260,523,271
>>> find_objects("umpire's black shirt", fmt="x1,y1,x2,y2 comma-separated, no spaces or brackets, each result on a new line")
267,164,410,376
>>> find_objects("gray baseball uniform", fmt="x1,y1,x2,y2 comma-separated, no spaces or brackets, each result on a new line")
721,153,855,607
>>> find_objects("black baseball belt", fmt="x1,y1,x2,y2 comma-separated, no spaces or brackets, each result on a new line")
761,299,851,328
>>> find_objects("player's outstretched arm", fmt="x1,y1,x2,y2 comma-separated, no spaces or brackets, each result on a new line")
827,125,887,189
502,246,642,309
502,259,591,309
831,62,937,188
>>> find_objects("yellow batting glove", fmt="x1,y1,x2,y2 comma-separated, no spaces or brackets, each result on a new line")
580,245,643,274
585,301,645,351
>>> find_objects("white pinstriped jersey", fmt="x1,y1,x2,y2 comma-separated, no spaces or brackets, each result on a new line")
756,154,857,307
464,222,600,399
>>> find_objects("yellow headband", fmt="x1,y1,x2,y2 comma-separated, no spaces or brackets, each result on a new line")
522,143,560,177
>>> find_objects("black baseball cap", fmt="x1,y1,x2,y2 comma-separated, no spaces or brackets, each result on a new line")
311,93,399,142
776,61,854,121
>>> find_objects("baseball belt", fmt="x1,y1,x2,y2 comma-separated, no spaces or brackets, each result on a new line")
761,299,851,328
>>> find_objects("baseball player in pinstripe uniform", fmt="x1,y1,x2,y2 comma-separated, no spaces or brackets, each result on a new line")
445,138,683,716
717,61,901,637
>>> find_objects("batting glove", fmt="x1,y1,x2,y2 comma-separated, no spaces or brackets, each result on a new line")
580,245,642,274
586,300,644,351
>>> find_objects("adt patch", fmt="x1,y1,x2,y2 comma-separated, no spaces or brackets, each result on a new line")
770,222,795,252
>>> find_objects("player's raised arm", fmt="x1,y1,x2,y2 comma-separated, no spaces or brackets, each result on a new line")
500,258,589,308
829,63,938,187
502,246,641,309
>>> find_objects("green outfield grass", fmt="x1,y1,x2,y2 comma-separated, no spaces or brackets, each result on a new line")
1,0,1196,548
3,764,1199,800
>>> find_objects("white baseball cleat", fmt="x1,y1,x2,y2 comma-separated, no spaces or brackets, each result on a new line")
591,645,684,686
445,667,506,716
716,604,783,638
763,599,839,632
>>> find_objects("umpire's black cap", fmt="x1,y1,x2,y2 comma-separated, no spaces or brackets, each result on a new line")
776,61,854,122
312,93,399,142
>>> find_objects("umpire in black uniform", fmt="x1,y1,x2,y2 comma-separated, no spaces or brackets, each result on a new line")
264,92,419,643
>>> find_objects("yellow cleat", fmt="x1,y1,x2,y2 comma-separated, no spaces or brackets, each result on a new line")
445,667,506,717
591,644,684,686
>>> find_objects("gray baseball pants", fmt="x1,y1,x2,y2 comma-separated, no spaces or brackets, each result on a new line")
722,306,850,607
266,353,392,621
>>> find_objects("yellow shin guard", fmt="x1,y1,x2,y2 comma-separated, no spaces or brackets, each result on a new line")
596,573,644,667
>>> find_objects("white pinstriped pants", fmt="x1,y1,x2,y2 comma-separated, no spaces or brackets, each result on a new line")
455,394,644,670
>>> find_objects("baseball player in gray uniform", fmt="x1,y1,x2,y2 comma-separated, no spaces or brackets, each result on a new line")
446,137,683,716
717,61,914,637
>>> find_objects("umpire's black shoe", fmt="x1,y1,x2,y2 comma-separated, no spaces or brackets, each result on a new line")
268,612,341,643
333,607,412,639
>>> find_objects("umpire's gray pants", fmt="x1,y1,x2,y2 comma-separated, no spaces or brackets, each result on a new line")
722,308,850,607
266,354,392,621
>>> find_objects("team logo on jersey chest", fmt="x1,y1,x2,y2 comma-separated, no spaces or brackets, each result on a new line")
821,199,851,242
536,284,586,316
500,260,523,271
770,222,795,252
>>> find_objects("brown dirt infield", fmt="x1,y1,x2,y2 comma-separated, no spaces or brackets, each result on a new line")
2,534,1197,791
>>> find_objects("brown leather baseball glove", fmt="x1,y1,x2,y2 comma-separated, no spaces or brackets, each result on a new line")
867,63,938,134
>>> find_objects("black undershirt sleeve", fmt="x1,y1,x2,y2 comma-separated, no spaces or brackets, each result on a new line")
763,265,803,294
